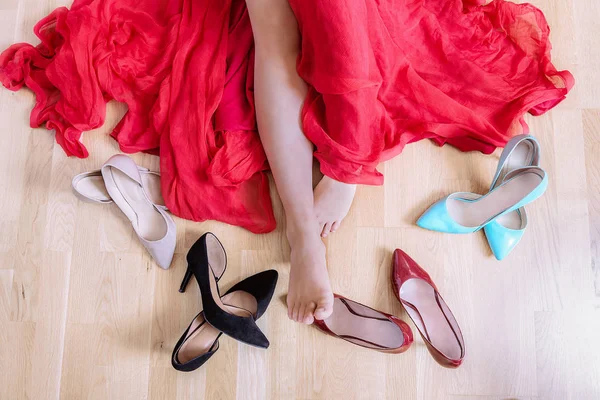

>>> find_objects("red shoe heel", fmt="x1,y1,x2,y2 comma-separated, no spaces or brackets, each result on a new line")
392,249,465,368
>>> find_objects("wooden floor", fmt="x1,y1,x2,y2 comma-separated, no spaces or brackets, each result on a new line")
1,1,599,399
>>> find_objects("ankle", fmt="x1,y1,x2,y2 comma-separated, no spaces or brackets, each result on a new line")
285,214,319,243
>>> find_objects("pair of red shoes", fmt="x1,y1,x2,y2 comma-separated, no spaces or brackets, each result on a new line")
313,249,465,368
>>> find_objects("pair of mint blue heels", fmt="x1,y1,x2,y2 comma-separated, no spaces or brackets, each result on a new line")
417,135,546,260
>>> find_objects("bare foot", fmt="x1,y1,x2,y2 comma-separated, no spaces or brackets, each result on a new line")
286,224,334,324
314,176,357,237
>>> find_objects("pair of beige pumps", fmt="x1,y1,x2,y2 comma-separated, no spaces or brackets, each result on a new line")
71,154,176,269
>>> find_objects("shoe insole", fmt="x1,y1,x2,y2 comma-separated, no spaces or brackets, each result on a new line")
323,298,404,349
177,313,219,364
206,234,227,280
494,142,534,230
208,268,257,318
108,168,167,241
447,170,542,228
76,174,110,202
177,290,256,363
495,206,524,230
205,234,258,320
497,141,535,187
400,279,463,360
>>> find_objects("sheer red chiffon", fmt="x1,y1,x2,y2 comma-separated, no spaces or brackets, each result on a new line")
0,0,573,233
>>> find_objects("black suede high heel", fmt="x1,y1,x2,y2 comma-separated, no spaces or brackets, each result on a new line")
181,232,277,348
172,269,278,371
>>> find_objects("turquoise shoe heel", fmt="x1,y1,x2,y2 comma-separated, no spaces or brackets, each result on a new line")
483,135,540,260
417,166,547,235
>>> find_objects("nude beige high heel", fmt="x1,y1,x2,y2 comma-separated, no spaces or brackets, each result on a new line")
101,154,176,269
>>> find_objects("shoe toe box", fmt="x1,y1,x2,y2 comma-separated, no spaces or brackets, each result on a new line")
484,220,525,261
417,200,456,233
141,215,177,270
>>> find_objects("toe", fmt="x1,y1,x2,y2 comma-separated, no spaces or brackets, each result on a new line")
303,302,317,324
292,303,301,322
314,295,334,320
331,221,341,233
297,304,307,323
319,222,326,236
321,222,332,237
287,298,296,321
303,313,315,324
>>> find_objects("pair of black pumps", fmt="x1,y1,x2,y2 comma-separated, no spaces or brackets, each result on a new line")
172,233,278,372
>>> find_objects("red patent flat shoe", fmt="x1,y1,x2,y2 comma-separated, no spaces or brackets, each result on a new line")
313,294,413,353
392,249,465,368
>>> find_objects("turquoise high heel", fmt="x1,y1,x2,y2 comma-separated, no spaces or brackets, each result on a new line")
417,166,547,234
484,135,540,260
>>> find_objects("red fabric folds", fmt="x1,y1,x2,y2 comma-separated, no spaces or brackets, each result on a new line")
0,0,573,232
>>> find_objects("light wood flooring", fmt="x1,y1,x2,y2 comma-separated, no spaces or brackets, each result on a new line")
1,0,599,399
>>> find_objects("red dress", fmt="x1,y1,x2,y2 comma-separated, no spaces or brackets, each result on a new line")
0,0,573,233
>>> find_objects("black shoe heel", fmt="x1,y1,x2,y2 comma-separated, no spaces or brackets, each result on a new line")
179,265,194,293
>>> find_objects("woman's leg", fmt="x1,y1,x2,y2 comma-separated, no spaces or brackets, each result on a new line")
246,0,333,324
